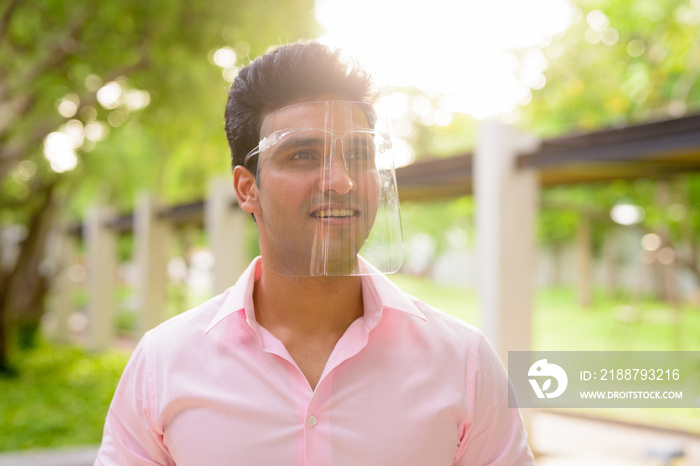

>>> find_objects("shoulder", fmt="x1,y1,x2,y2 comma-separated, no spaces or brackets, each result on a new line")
140,257,258,351
366,272,489,356
404,291,488,349
367,272,479,336
377,284,493,369
138,291,230,357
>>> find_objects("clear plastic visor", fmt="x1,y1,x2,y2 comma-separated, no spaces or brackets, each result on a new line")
245,101,403,277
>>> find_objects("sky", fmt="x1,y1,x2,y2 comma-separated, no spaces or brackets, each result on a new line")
315,0,575,120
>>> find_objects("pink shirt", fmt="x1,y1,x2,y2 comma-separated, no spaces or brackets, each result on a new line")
96,258,534,465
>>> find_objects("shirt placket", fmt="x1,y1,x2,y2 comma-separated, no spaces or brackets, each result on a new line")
246,306,376,466
301,379,332,466
302,317,374,466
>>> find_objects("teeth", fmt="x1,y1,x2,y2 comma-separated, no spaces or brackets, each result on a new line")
316,208,354,218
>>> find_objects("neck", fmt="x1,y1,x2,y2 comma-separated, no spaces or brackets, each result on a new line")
253,265,364,338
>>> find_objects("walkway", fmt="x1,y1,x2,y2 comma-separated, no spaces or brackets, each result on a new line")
0,446,97,466
532,411,700,465
1,411,698,465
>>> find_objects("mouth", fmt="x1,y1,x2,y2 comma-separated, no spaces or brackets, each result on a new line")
310,208,359,219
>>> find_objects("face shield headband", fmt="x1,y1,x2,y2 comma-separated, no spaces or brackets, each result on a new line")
245,101,403,277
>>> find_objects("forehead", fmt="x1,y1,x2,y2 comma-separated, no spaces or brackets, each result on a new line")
260,101,371,137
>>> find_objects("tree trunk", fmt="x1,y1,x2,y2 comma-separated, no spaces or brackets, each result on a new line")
603,228,621,298
0,182,57,373
551,241,562,287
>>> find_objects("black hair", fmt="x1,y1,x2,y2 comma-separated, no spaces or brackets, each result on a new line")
224,41,377,174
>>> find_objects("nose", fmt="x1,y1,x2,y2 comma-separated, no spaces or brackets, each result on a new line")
319,137,356,195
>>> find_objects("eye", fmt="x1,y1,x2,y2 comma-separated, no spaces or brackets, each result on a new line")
290,150,319,160
346,147,374,160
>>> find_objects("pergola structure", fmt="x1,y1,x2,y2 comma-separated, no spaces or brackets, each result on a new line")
56,113,700,359
395,112,700,362
397,113,700,200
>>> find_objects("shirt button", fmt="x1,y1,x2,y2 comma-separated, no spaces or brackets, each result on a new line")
308,416,318,427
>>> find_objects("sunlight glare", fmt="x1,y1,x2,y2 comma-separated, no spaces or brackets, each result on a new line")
213,47,237,68
641,233,661,252
85,121,109,142
315,0,573,119
43,132,78,173
610,204,644,226
586,10,608,30
62,119,85,149
388,138,415,168
125,90,151,111
96,81,123,109
57,94,79,118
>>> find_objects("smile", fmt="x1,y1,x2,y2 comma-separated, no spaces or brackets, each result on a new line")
311,208,358,218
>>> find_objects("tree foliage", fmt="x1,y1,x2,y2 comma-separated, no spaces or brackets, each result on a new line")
393,0,700,295
0,0,317,371
518,0,700,292
521,0,700,136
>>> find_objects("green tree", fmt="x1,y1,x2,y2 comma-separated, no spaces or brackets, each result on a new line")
521,0,700,136
0,0,317,373
518,0,700,300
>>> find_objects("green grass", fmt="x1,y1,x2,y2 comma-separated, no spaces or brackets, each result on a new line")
0,341,129,451
387,275,700,434
2,276,699,451
388,273,479,325
388,274,700,352
532,287,700,351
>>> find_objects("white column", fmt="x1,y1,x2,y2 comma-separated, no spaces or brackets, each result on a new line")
85,205,117,352
576,216,593,308
206,177,248,294
49,229,77,344
134,192,171,336
474,122,540,363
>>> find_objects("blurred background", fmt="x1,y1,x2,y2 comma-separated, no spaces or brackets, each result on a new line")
1,0,700,464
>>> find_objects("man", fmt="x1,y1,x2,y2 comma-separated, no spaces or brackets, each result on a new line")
96,41,535,465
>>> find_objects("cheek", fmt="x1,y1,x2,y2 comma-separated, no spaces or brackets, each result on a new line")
260,171,314,211
358,170,381,202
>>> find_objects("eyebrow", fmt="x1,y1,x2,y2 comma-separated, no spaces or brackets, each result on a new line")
346,134,375,145
273,135,327,154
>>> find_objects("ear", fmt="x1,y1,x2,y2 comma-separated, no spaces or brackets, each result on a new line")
233,165,261,214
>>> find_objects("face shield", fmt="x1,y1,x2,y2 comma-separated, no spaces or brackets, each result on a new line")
244,101,403,277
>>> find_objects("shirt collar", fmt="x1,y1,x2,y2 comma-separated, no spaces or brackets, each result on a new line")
205,257,426,335
360,267,427,328
205,258,260,334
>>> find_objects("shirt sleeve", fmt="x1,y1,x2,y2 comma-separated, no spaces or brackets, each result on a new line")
94,336,174,466
453,332,535,466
